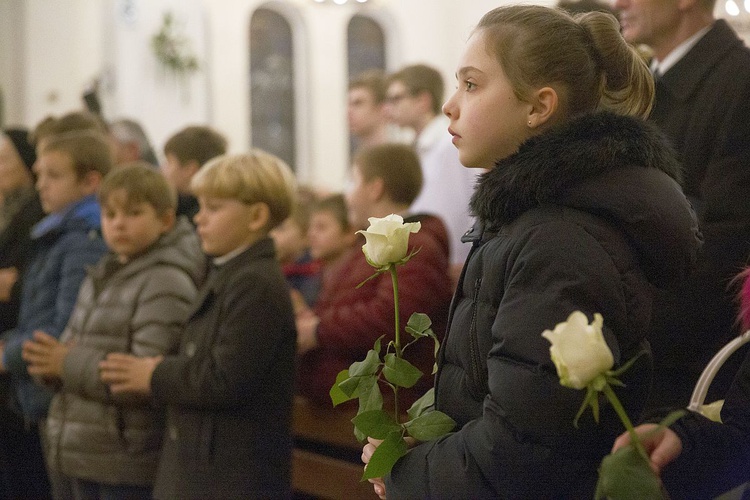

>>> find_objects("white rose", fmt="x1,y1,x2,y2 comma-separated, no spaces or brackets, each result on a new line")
542,311,613,390
357,214,421,268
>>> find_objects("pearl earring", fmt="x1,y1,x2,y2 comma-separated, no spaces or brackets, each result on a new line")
528,120,532,126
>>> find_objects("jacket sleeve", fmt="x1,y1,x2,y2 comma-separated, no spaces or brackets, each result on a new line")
662,349,750,499
315,229,451,354
150,268,294,410
386,220,646,498
62,266,198,404
2,233,105,377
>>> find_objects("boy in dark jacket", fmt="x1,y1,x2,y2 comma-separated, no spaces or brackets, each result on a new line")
99,150,298,499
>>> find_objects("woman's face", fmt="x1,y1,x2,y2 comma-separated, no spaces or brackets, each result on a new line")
443,30,532,170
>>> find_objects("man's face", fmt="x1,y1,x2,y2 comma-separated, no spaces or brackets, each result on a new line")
384,81,421,129
348,87,384,138
613,0,682,48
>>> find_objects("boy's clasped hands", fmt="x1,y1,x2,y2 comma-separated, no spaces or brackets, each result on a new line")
22,332,162,395
21,331,70,380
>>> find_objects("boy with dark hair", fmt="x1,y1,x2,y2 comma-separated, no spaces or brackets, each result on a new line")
161,125,228,222
22,164,204,499
295,143,453,407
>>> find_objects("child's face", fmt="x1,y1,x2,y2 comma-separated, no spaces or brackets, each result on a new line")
161,153,196,194
194,196,258,257
101,189,173,263
270,217,308,264
34,150,92,214
442,30,532,170
344,164,376,230
308,210,352,263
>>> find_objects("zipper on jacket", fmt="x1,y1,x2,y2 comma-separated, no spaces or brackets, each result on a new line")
468,277,489,398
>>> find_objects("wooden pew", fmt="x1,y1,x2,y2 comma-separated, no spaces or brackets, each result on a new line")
292,396,374,500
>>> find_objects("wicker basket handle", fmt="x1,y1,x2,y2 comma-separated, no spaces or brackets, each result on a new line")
688,330,750,412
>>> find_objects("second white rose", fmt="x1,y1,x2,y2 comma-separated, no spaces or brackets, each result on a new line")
542,311,614,390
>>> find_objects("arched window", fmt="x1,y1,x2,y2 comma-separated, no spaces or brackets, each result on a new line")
249,7,296,170
347,14,386,78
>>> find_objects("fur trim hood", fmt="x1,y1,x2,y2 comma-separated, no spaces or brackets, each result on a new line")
470,111,702,289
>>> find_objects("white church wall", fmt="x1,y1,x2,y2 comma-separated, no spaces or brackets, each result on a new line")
2,0,535,188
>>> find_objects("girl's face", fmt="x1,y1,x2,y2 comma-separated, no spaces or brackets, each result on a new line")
308,210,353,264
443,30,532,170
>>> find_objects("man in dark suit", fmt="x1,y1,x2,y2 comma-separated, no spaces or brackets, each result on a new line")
615,0,750,410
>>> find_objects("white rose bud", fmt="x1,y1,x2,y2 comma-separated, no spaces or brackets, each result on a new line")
542,311,613,390
357,214,421,268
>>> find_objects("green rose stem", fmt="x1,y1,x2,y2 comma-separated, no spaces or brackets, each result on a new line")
601,382,649,463
390,265,401,422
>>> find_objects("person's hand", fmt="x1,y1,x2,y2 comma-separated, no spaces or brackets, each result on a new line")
362,437,387,499
361,436,417,499
22,330,69,378
99,353,163,395
295,314,320,355
612,423,683,475
0,268,19,302
290,288,311,316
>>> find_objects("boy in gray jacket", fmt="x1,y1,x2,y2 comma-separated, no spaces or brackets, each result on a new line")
22,164,205,499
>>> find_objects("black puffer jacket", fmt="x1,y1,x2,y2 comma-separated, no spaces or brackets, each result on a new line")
385,112,703,499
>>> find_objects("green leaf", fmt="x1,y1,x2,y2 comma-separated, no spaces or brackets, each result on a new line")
352,410,401,440
383,353,423,388
373,335,384,355
349,350,381,377
405,313,433,339
595,444,665,500
330,369,355,406
362,431,409,481
358,376,384,414
404,410,456,441
407,388,435,420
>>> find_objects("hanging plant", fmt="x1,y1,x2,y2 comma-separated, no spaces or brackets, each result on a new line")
151,12,199,78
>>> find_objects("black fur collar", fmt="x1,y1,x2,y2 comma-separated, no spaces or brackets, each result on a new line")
470,112,681,225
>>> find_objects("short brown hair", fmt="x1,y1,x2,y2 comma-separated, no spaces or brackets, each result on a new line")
163,125,228,166
388,64,444,116
349,69,388,105
31,111,108,145
312,193,349,231
191,150,297,230
354,143,422,206
41,130,113,180
99,163,176,215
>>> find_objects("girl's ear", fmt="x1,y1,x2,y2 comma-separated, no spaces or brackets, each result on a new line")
247,202,271,232
527,86,559,129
